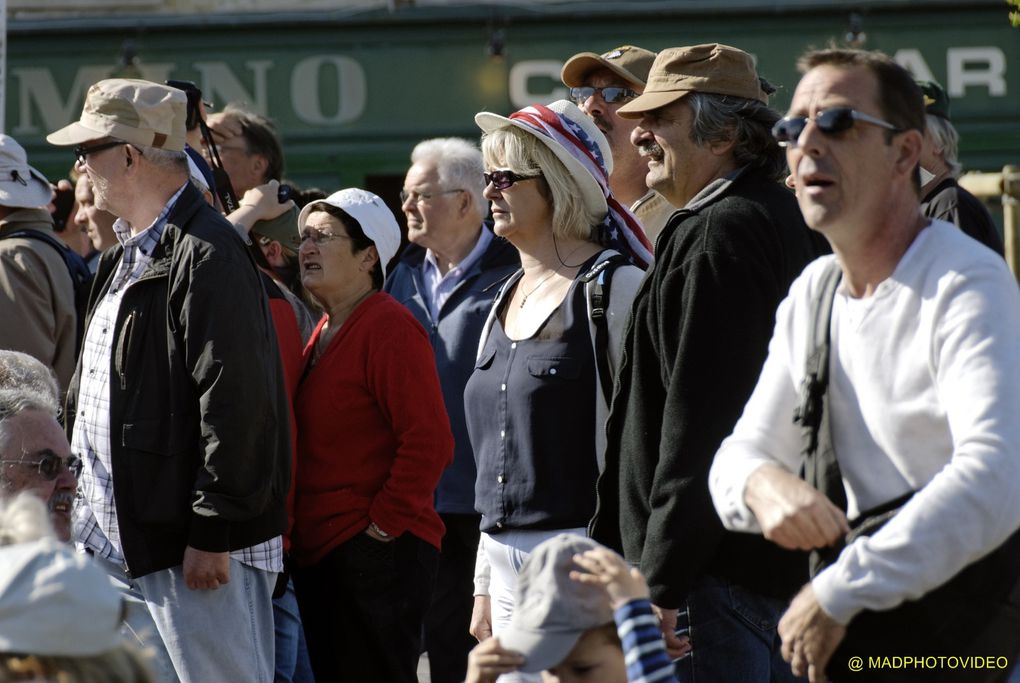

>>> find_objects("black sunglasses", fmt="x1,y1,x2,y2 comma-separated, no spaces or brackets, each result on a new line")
772,107,903,147
569,86,638,106
484,170,542,191
0,453,82,480
74,140,129,165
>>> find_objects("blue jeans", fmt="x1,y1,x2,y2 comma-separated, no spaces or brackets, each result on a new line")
273,577,315,683
135,559,277,683
675,574,804,683
93,555,178,683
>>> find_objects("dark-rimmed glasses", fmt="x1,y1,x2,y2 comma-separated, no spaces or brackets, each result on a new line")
0,453,82,480
569,86,638,106
399,188,464,204
290,229,354,248
484,170,542,191
772,107,903,148
74,140,129,165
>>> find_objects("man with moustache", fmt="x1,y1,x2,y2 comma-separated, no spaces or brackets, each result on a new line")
562,45,677,245
710,49,1020,683
0,352,77,542
589,44,825,682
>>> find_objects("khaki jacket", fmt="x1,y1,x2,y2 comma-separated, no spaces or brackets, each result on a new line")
0,208,76,395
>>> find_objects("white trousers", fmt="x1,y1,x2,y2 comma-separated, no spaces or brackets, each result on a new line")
482,527,586,682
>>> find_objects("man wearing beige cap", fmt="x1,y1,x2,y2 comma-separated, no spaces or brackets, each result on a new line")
47,78,290,683
561,45,677,244
589,44,825,682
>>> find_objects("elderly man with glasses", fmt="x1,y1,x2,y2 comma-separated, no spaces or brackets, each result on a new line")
385,137,518,683
0,352,77,542
710,49,1020,683
47,78,290,683
561,45,677,245
589,43,827,683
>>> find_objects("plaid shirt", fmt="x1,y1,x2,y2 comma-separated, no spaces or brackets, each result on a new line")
73,184,281,573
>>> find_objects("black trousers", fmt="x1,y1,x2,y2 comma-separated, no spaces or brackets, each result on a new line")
424,513,481,683
293,532,439,683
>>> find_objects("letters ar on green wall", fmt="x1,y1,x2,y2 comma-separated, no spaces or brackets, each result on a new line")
8,3,1017,188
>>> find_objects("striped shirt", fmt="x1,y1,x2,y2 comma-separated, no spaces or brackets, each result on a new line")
616,598,678,683
72,183,281,573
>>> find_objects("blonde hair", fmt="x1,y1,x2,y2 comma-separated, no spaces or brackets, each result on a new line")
481,127,602,242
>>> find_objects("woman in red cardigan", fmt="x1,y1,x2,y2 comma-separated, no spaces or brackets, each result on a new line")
289,188,454,683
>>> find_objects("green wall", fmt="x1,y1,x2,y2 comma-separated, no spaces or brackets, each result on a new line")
7,2,1017,192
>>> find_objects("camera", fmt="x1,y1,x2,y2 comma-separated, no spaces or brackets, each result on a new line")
166,79,203,132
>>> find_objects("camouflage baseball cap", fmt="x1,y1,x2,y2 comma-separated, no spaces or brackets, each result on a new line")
561,45,657,90
917,80,951,120
46,79,187,151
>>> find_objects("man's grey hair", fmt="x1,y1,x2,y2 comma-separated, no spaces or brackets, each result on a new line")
686,92,786,182
926,114,961,177
410,138,486,217
0,351,58,406
0,387,57,424
136,145,189,174
0,492,55,546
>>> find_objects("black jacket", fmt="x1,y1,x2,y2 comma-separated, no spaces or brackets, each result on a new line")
66,183,290,577
922,177,1004,257
591,166,826,608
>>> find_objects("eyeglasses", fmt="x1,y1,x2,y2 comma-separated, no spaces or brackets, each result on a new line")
74,140,129,166
291,229,354,248
399,188,464,204
0,453,82,480
484,170,542,191
772,107,903,148
569,86,638,106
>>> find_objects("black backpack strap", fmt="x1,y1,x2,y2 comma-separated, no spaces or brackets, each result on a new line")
795,262,922,576
581,254,629,405
792,260,847,576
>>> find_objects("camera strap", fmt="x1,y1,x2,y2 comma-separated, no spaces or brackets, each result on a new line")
196,118,239,215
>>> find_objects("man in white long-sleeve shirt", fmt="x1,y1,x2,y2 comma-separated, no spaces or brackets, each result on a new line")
708,48,1020,683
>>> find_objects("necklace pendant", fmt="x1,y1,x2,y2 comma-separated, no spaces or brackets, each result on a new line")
519,295,527,308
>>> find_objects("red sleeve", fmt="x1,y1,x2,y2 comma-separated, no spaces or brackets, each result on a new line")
266,286,303,549
365,309,454,537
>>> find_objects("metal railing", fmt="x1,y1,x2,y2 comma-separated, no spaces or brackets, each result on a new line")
959,166,1020,276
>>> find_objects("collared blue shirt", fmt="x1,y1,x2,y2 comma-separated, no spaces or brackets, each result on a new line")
421,227,492,321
